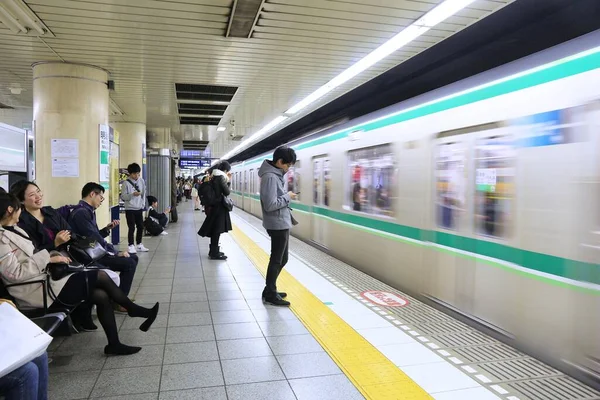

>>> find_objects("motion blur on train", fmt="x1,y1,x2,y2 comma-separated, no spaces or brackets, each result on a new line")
230,32,600,379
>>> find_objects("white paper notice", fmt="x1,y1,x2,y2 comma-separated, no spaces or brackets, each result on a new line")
52,158,79,178
51,139,79,158
0,174,8,191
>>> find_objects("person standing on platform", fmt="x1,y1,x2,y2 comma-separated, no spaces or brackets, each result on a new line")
258,146,297,306
121,163,149,254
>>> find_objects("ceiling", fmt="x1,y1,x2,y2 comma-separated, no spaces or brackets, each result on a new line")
0,0,512,156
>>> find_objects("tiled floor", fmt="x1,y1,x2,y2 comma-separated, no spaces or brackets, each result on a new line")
46,203,363,400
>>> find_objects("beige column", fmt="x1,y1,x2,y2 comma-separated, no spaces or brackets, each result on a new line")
111,122,146,169
33,62,110,224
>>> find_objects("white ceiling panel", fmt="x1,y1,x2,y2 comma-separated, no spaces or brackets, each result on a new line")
0,0,512,154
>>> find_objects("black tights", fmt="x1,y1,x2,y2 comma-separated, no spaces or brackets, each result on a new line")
56,271,154,346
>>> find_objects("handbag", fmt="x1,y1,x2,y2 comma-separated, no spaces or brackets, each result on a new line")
46,262,86,281
66,234,107,266
222,196,234,211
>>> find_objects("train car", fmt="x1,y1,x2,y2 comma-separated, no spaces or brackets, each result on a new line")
230,30,600,379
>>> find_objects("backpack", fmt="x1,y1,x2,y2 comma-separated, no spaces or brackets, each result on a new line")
144,217,163,236
56,204,83,222
199,180,218,206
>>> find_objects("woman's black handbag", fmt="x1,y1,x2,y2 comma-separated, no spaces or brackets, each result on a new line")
222,196,234,211
67,234,107,265
46,262,86,281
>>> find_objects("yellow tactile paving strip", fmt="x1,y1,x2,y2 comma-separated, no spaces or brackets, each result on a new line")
231,225,432,400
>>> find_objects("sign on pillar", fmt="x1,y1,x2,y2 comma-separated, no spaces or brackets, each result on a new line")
99,124,110,190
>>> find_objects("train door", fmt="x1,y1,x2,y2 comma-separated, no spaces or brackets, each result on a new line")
249,169,255,214
426,130,473,313
243,170,247,211
311,155,330,248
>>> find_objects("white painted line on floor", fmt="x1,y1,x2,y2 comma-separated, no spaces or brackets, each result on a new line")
427,343,440,349
449,357,463,364
507,396,521,400
491,385,508,395
401,326,410,330
417,337,429,343
475,375,492,383
438,350,451,357
385,316,395,320
462,366,477,373
409,331,419,336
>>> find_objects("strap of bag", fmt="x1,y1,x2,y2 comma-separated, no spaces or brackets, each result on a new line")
127,179,140,192
46,270,89,308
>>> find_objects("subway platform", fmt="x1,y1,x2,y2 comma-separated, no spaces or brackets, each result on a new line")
44,205,600,400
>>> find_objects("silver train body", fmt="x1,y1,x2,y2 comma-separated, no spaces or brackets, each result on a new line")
230,31,600,378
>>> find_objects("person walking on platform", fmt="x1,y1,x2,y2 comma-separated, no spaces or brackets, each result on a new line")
121,163,149,254
258,146,297,306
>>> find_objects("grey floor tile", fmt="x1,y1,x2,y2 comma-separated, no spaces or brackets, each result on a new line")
239,290,263,300
171,292,208,303
159,387,227,400
207,291,244,301
258,319,309,337
169,301,210,314
171,283,206,293
217,337,273,360
174,271,204,278
252,308,298,322
143,272,174,279
103,345,164,369
209,299,250,311
266,334,323,355
168,312,212,327
211,309,255,324
95,393,158,400
203,276,236,283
166,325,215,344
135,293,171,303
90,366,161,397
214,322,264,340
140,278,174,287
277,352,341,379
173,277,205,285
221,356,285,385
48,337,65,352
118,327,166,345
136,285,172,295
48,350,106,373
48,370,100,400
289,375,365,400
206,282,240,292
160,361,224,391
56,331,107,351
120,314,168,330
226,381,296,400
164,341,219,364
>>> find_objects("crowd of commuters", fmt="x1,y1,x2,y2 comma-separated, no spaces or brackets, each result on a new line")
0,146,298,399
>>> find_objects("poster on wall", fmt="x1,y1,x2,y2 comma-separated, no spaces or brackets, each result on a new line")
109,129,120,208
99,124,110,190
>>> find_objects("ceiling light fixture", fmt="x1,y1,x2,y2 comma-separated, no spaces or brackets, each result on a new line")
109,98,125,116
217,126,227,132
217,0,477,161
0,0,52,36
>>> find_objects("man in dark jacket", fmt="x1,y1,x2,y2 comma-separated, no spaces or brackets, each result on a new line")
69,182,138,301
259,146,297,306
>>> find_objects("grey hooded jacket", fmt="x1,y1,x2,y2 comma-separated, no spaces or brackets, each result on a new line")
258,160,292,230
121,177,146,211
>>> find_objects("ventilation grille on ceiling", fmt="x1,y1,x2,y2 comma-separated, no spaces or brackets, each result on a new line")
175,83,237,126
182,140,210,150
0,102,13,109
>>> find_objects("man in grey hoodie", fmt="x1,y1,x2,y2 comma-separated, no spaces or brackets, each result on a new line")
258,146,297,306
121,163,148,254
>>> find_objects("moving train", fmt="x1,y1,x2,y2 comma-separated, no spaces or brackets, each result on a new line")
229,30,600,380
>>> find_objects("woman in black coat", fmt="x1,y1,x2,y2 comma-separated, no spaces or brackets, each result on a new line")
198,161,232,260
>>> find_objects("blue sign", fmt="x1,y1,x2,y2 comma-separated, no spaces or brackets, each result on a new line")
513,110,570,147
179,158,211,168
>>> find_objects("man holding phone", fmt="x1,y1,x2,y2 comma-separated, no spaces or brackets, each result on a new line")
258,146,297,306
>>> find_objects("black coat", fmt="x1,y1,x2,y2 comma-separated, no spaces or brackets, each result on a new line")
198,173,232,237
18,206,71,252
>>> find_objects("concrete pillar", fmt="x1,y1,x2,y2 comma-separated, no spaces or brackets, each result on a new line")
111,122,146,169
32,61,110,224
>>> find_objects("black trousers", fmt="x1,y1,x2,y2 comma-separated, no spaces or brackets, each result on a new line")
125,210,144,246
264,229,289,297
97,253,138,296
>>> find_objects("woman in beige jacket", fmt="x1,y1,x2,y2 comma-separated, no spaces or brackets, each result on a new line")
0,192,159,356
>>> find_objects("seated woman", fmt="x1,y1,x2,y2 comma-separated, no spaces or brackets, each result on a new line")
0,192,159,356
0,298,48,400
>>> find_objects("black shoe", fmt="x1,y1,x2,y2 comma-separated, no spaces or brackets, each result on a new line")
264,295,290,307
209,253,227,260
74,320,98,332
262,289,287,300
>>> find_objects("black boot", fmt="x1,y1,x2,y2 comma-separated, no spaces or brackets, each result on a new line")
209,244,227,260
264,294,290,307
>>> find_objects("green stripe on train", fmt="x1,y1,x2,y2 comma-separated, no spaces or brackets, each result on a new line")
231,195,600,289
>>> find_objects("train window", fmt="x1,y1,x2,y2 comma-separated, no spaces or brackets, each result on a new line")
346,144,395,217
436,143,465,230
286,160,301,201
249,169,254,194
474,136,515,238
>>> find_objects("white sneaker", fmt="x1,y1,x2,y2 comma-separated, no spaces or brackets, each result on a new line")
160,231,168,236
137,244,149,252
128,245,137,254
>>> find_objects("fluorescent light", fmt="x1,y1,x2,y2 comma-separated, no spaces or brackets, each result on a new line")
217,126,226,132
4,0,44,35
0,4,26,33
220,0,478,161
285,0,476,115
